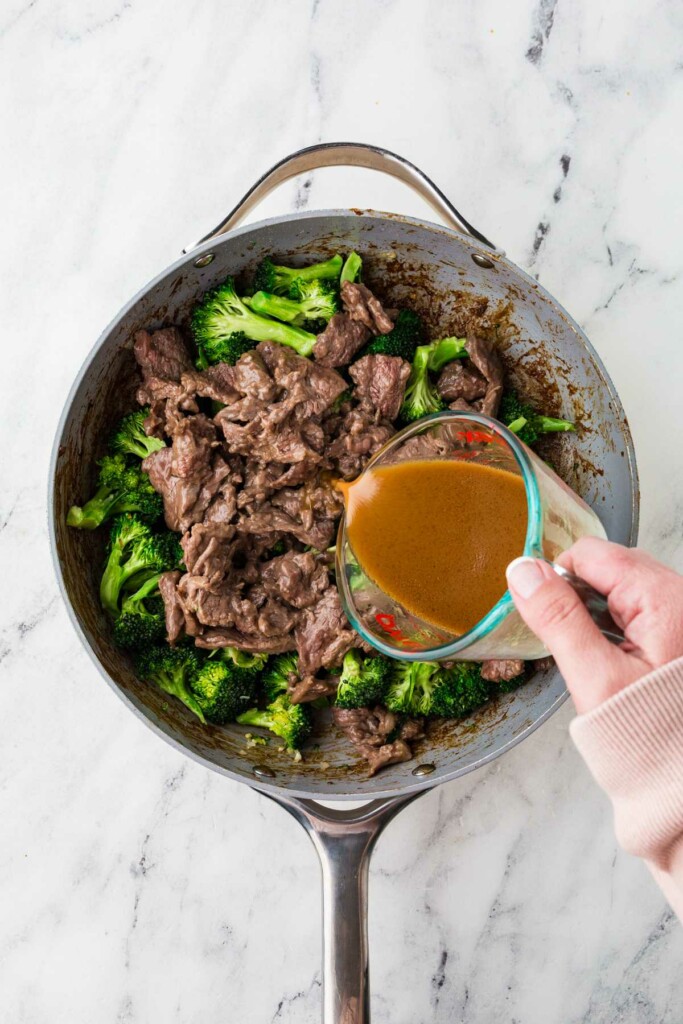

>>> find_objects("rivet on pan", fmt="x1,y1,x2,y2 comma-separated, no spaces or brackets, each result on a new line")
194,252,215,268
471,253,494,269
412,763,436,777
252,764,276,779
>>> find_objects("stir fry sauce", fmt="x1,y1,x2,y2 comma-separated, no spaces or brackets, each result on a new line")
342,460,528,635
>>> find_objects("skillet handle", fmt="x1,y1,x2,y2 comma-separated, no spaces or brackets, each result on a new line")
185,142,497,252
263,792,421,1024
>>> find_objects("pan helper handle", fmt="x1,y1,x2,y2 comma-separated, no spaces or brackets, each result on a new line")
550,564,624,644
185,142,498,252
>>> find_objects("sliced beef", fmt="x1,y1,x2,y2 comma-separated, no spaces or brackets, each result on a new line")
230,349,278,402
261,551,330,609
195,629,297,653
237,504,336,550
158,571,184,645
314,314,370,367
143,400,166,439
134,328,192,385
143,427,235,534
437,361,488,403
218,415,324,466
295,587,357,676
349,354,410,422
327,406,394,479
289,675,339,704
481,659,525,682
465,332,504,417
180,364,240,406
332,706,423,776
340,281,394,335
258,342,347,420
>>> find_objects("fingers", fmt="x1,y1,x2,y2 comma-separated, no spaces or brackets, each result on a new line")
506,556,646,713
556,539,683,663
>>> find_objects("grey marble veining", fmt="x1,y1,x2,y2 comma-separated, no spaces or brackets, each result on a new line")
1,0,682,1020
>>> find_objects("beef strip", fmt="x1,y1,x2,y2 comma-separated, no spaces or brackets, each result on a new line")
464,332,504,417
313,314,370,367
195,629,297,653
332,706,423,775
437,361,488,403
158,571,185,645
143,426,235,533
180,364,241,406
237,504,336,550
295,587,357,676
481,659,525,682
289,675,340,704
340,281,394,335
349,354,411,422
261,551,330,609
134,327,193,384
327,406,394,479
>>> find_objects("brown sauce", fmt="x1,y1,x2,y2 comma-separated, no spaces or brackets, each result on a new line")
342,460,528,635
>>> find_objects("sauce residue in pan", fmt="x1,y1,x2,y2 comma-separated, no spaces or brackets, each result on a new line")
341,460,528,635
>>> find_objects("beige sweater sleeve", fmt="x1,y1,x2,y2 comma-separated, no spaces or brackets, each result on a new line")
570,655,683,919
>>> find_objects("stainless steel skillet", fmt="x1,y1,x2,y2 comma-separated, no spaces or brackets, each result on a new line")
49,143,639,1023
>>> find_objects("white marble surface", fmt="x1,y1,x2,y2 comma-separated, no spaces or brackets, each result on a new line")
2,0,683,1020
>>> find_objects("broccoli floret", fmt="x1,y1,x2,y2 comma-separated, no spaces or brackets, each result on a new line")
248,278,339,330
385,660,491,718
499,392,575,446
217,648,269,674
365,309,425,361
237,693,312,750
253,254,343,297
112,572,166,649
195,329,256,370
334,649,392,709
190,659,258,724
426,336,468,373
99,515,181,617
67,454,163,530
136,645,205,723
385,661,441,715
428,662,491,717
340,251,362,284
400,345,445,423
191,276,317,363
261,652,300,702
110,409,166,461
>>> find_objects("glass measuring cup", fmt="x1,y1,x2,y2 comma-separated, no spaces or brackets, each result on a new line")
336,411,614,661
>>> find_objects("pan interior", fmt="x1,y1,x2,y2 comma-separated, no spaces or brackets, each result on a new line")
51,210,638,799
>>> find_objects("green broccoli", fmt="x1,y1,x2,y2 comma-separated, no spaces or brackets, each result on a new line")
427,662,492,717
247,278,339,332
364,309,425,361
136,645,205,723
340,251,362,284
99,515,182,617
399,336,470,423
191,276,317,364
237,693,312,750
499,392,575,446
112,573,166,649
190,658,259,724
67,454,163,530
110,409,166,461
426,336,469,373
385,660,491,718
400,345,445,423
217,648,269,674
261,652,300,702
334,649,392,709
253,254,343,296
195,329,256,370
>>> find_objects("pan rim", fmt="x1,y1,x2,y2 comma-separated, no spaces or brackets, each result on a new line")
48,207,639,801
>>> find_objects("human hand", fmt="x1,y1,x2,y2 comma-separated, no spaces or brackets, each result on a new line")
506,538,683,714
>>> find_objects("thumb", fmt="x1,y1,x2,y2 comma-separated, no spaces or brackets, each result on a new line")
505,556,630,711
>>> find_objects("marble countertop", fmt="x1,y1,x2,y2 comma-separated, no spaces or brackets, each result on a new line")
2,0,683,1020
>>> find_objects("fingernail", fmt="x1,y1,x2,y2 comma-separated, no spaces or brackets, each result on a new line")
506,557,546,599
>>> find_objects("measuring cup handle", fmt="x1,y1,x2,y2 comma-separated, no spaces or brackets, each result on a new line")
551,564,624,644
